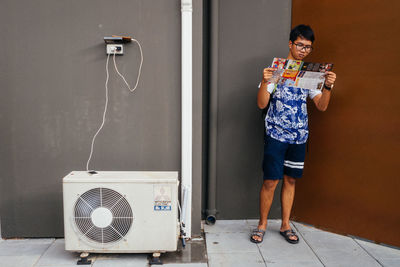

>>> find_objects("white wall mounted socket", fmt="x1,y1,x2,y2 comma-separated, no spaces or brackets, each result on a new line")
106,44,123,55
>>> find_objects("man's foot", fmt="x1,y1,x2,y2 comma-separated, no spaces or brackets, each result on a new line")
279,228,299,244
250,228,266,243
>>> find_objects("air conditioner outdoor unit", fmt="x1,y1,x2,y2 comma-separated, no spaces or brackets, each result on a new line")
63,171,179,254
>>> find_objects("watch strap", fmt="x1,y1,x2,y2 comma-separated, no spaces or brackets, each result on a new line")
324,83,333,90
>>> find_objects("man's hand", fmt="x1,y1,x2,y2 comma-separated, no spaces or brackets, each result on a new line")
314,71,336,111
324,71,336,87
263,67,277,83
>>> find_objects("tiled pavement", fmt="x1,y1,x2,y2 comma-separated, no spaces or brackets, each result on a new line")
204,220,400,267
0,220,399,267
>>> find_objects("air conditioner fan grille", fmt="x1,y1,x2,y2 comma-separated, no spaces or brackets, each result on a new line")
73,187,133,244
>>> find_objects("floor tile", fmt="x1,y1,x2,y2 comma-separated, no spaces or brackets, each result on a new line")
246,219,260,229
355,239,400,267
266,260,323,267
1,220,398,267
257,222,322,266
35,239,79,266
92,253,148,267
377,258,400,267
207,252,265,267
0,239,54,256
164,263,208,267
2,255,48,267
204,220,249,234
162,238,207,264
300,231,381,267
292,221,322,233
246,219,286,231
206,232,259,253
0,239,54,267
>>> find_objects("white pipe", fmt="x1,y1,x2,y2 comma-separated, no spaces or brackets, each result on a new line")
181,186,189,225
181,0,193,238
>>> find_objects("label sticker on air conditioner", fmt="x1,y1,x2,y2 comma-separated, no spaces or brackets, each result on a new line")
153,185,172,211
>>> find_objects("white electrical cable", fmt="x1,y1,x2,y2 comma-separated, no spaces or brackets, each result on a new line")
86,38,143,172
86,53,111,172
113,38,143,92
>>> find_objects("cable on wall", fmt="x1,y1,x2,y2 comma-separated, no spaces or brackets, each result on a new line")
113,39,143,93
86,38,143,172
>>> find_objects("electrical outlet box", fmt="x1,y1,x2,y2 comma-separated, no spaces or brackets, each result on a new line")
106,44,124,55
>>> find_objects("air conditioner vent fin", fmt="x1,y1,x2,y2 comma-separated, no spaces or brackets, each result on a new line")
73,187,133,244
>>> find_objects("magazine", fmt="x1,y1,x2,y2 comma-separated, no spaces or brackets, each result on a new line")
270,57,333,91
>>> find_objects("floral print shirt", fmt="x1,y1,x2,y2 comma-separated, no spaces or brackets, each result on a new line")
265,81,321,144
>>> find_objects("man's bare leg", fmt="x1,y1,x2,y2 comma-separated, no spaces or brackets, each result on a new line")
251,179,279,242
280,175,298,241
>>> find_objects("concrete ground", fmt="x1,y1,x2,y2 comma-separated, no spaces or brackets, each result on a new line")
0,220,399,267
205,220,400,267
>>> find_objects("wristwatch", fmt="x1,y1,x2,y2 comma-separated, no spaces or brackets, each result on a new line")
324,83,334,91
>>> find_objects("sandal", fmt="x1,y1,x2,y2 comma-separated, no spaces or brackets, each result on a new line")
250,228,265,244
280,229,299,244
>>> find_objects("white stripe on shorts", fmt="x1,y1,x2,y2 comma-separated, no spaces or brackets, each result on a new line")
284,160,304,169
284,160,304,166
284,163,304,169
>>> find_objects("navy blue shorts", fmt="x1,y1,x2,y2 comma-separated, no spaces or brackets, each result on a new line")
262,135,306,180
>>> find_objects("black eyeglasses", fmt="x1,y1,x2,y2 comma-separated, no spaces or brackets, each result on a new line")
293,43,313,52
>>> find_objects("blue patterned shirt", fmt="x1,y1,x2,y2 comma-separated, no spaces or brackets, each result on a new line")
263,81,321,144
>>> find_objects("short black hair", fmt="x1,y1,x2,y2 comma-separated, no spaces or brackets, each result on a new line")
290,24,315,43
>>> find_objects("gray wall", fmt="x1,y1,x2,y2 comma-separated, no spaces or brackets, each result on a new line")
212,0,292,219
192,0,204,237
0,0,203,237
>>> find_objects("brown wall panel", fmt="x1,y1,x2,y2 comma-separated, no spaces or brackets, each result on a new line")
291,0,400,246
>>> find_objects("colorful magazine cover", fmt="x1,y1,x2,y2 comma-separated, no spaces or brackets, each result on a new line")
269,69,284,84
301,62,334,72
282,69,299,81
271,57,287,69
270,57,334,91
319,63,333,72
285,59,303,70
294,71,325,90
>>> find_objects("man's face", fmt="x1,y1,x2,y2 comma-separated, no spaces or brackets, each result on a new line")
289,37,313,60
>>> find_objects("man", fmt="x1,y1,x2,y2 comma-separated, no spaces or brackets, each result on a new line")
251,24,336,244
